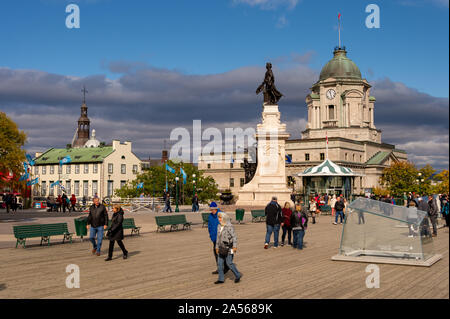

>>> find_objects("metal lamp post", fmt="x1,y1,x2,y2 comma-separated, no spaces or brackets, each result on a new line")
175,176,180,212
192,174,196,197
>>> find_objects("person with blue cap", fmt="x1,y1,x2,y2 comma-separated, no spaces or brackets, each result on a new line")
208,201,229,275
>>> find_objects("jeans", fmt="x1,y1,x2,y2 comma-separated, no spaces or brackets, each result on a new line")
335,211,344,223
217,253,240,282
358,212,365,224
192,203,199,212
265,224,281,247
108,240,127,258
281,225,292,244
429,215,438,235
89,226,104,253
213,242,229,273
292,229,305,249
164,202,172,212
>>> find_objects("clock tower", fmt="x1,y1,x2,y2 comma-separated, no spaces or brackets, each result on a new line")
303,46,380,143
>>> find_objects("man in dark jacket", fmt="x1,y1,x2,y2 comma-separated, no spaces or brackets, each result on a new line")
87,197,109,256
290,204,308,250
428,195,439,237
333,196,345,225
192,193,199,212
208,202,228,274
264,196,283,249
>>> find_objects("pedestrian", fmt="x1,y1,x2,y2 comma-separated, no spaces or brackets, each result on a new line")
192,193,199,212
281,202,293,246
70,194,77,212
441,195,449,227
290,203,308,250
105,204,128,261
309,197,317,224
164,191,172,213
427,195,439,237
264,196,283,249
208,202,229,275
214,212,242,284
87,197,109,256
333,196,345,225
61,193,68,213
11,194,17,212
330,194,337,216
56,195,62,212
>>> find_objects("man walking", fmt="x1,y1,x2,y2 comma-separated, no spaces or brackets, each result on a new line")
208,202,228,274
333,196,345,225
428,195,439,237
87,197,109,256
264,196,283,249
163,191,172,213
192,193,199,212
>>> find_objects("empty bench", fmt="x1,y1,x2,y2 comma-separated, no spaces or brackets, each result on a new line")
103,218,141,239
251,210,266,223
155,214,192,232
13,223,73,248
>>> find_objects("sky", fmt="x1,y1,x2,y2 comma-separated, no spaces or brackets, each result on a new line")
0,0,449,169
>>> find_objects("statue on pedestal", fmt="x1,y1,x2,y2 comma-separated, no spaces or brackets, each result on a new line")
256,62,283,105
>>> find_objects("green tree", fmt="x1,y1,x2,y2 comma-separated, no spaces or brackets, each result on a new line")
115,160,219,203
433,170,449,194
417,164,436,195
0,112,27,189
380,161,419,197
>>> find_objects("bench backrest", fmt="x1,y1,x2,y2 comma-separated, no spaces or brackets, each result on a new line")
123,218,136,228
170,214,187,225
251,210,265,217
155,215,171,226
13,225,42,239
40,223,69,236
202,213,210,222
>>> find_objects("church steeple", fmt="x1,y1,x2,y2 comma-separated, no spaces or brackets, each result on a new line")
72,86,91,148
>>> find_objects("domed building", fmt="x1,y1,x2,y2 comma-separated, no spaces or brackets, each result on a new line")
84,129,100,148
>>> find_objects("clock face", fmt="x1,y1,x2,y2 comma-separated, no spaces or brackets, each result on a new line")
326,89,336,100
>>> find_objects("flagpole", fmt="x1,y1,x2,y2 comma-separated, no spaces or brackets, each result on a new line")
338,16,341,48
326,131,329,160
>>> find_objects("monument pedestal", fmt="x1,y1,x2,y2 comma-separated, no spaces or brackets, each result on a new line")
236,104,292,206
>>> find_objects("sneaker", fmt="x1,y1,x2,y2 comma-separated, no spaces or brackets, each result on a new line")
408,235,414,238
264,243,268,249
273,246,278,249
281,242,285,247
333,222,337,225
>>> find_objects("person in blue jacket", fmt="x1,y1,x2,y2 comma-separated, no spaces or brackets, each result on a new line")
208,202,229,275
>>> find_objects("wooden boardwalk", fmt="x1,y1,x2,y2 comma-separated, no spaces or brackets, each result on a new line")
0,211,448,299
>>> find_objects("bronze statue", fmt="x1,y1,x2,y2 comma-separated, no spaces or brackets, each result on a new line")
256,62,283,104
243,146,258,184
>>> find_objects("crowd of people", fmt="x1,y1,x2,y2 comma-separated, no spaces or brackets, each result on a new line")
1,192,20,213
45,194,79,212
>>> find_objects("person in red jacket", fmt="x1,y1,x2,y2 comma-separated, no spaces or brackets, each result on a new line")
281,202,293,246
56,195,62,212
70,194,77,212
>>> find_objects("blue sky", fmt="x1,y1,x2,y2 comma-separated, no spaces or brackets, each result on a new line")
0,0,448,97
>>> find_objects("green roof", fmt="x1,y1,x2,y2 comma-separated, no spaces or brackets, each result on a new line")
35,147,114,165
366,151,391,165
369,96,376,101
310,93,320,99
319,48,362,81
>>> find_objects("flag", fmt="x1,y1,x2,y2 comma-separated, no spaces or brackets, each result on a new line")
60,184,66,192
285,154,292,164
59,155,72,166
27,177,39,186
338,13,341,20
165,163,175,174
165,180,168,192
50,180,60,188
23,162,28,171
136,182,144,189
26,154,35,166
180,167,187,185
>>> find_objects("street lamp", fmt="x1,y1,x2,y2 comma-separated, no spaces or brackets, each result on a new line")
192,174,196,197
175,176,180,212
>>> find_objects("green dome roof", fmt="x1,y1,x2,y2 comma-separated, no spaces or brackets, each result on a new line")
319,48,362,81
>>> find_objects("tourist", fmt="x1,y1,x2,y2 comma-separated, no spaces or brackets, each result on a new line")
427,195,438,237
291,203,308,250
264,196,283,249
105,204,128,261
61,193,68,213
330,194,337,216
215,212,241,284
86,197,109,256
208,202,229,275
192,193,199,212
11,194,17,212
70,194,77,212
309,197,317,224
281,202,293,246
333,196,345,225
417,196,428,213
163,191,172,213
324,193,329,206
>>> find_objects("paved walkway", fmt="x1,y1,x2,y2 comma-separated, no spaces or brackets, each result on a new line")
0,208,448,298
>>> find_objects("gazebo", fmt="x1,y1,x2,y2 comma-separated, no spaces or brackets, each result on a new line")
298,159,363,200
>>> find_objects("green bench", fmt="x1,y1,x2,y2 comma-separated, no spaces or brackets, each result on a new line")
103,218,141,238
251,210,266,223
202,213,210,228
13,223,73,248
155,214,192,232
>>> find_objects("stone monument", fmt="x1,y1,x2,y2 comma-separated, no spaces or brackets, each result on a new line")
236,63,292,206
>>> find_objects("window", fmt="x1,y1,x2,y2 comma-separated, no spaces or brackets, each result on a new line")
75,164,80,174
230,178,234,188
83,181,89,197
35,166,39,175
108,163,113,174
84,164,89,174
121,164,126,174
42,166,46,175
58,165,62,174
345,153,348,161
65,181,71,195
66,165,71,174
230,163,233,169
207,164,211,169
41,181,46,196
49,166,54,174
120,180,126,188
93,164,98,174
320,153,325,161
360,155,362,162
240,178,245,187
352,154,355,162
133,165,138,174
305,153,310,161
74,181,80,196
107,181,114,197
92,181,98,197
328,105,335,120
49,181,54,196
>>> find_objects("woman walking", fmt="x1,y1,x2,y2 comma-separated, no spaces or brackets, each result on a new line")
281,202,293,246
215,212,242,284
291,204,308,250
105,204,128,261
330,194,337,216
309,197,317,224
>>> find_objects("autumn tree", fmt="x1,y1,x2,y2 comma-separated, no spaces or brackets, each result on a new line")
380,161,419,196
433,170,449,194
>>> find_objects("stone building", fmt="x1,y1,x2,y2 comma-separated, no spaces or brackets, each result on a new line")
198,46,407,196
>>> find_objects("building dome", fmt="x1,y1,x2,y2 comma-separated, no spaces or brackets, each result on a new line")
319,47,362,81
84,129,100,148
